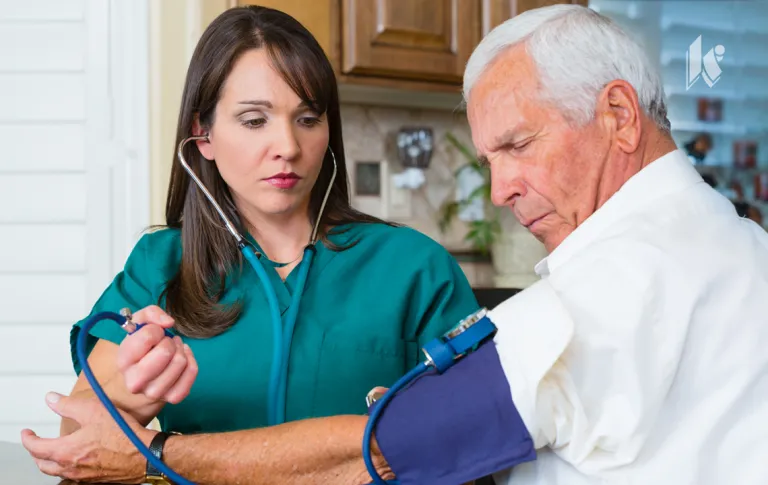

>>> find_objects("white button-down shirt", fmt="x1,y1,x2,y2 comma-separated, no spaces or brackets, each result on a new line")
490,149,768,485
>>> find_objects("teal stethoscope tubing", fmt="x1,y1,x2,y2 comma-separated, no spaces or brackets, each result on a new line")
241,242,314,425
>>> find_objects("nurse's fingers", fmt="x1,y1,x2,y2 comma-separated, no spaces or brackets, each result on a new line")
142,337,189,402
131,305,175,329
117,324,168,372
163,342,198,404
122,336,176,395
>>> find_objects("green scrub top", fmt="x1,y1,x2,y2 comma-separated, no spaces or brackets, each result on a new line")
70,222,480,434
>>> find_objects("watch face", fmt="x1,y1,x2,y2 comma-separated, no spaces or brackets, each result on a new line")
145,478,171,484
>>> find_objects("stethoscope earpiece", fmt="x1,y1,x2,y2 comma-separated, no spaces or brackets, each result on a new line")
177,135,243,243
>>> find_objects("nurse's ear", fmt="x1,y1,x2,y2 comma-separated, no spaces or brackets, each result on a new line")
192,114,214,161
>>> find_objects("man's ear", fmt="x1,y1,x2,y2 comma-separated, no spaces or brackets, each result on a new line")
598,80,642,154
192,114,214,161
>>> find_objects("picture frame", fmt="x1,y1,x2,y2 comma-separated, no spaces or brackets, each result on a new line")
734,140,758,169
697,97,723,122
349,159,390,218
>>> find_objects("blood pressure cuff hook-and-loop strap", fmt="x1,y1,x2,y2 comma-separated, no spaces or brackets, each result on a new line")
371,342,536,485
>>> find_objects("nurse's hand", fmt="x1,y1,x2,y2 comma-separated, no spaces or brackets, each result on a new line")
117,305,198,405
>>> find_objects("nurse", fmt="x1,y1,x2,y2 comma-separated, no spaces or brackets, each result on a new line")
50,4,477,446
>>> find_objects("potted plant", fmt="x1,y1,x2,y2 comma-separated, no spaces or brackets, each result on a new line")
438,132,501,255
439,132,547,288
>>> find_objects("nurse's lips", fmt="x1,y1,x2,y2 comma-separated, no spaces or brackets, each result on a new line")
264,172,301,189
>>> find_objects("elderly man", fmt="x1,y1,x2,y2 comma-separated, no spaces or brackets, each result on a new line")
22,4,768,485
460,4,768,484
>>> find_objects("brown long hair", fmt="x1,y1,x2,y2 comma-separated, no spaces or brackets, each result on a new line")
161,6,388,338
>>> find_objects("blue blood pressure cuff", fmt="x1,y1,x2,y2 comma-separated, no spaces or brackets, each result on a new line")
371,342,535,485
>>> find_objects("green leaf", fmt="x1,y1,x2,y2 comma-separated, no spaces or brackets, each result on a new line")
467,184,489,202
438,201,460,233
460,219,501,254
441,131,503,253
445,132,479,165
453,163,484,178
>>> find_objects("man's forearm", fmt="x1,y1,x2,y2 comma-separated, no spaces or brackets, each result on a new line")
162,415,393,485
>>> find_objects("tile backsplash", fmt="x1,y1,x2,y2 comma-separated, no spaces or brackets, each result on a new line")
340,102,477,250
340,102,547,288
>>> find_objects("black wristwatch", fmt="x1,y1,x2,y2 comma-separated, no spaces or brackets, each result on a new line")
145,431,178,484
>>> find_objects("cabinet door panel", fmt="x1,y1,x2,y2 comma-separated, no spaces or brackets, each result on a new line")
483,0,588,35
343,0,481,84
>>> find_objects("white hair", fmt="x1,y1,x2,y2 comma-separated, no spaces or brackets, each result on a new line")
463,5,670,132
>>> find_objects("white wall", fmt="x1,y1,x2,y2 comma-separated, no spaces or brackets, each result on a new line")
148,0,232,225
0,0,149,442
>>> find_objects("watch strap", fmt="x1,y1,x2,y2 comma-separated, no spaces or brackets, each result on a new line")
146,431,174,482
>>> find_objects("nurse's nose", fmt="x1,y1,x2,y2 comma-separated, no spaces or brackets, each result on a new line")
272,121,301,162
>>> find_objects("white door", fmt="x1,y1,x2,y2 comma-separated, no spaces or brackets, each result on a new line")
0,0,149,442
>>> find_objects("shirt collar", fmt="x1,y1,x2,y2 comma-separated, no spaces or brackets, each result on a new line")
535,148,703,277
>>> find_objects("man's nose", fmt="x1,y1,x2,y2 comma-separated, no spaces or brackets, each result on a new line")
489,163,524,207
272,121,301,161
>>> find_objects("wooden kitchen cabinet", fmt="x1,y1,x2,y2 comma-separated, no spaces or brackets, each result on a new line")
341,0,481,85
237,0,588,92
482,0,588,35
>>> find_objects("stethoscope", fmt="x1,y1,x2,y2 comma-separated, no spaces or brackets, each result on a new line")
76,134,336,485
174,134,337,427
75,135,497,485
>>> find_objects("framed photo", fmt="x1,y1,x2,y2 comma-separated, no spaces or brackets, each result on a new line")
355,161,382,196
734,140,758,169
350,159,389,218
755,172,768,202
697,97,723,122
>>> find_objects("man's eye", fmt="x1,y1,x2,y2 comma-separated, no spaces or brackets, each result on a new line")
513,140,533,151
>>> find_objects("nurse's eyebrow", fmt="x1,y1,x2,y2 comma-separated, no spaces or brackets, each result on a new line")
238,99,272,108
238,100,273,108
237,100,314,109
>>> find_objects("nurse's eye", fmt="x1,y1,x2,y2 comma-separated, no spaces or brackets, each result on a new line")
298,116,322,128
242,118,266,129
